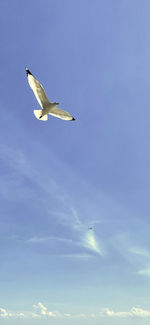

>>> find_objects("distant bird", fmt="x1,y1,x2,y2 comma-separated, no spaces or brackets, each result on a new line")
25,67,75,121
88,227,93,230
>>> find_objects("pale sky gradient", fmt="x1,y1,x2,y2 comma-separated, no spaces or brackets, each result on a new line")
1,0,150,324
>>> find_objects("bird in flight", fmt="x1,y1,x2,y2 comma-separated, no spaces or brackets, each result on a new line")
25,67,75,121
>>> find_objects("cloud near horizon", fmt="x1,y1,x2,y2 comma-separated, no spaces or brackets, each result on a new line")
101,307,150,318
0,307,24,319
2,303,150,319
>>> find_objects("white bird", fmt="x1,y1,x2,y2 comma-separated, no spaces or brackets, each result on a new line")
25,67,75,121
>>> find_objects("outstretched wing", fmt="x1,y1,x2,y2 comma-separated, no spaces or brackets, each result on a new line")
25,67,50,108
48,107,75,121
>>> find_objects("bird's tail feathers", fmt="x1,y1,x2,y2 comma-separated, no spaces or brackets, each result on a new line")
33,110,48,121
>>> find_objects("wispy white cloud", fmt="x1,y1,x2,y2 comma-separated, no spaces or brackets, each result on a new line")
0,308,9,318
129,248,150,276
52,207,83,231
31,312,41,318
33,302,60,318
26,236,73,244
0,144,105,258
0,144,34,180
129,247,150,258
0,144,60,202
64,207,104,256
101,307,150,318
26,235,101,258
0,307,25,319
61,253,93,259
33,303,88,319
82,231,103,255
71,207,83,231
64,313,71,317
26,205,104,256
2,303,150,319
137,268,150,275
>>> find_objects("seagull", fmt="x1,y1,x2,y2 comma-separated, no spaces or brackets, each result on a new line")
25,67,75,121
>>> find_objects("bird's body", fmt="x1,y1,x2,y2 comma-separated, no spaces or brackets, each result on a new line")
25,67,75,121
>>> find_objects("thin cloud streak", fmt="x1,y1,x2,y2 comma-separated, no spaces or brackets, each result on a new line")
129,247,150,258
67,207,104,256
137,268,150,275
26,236,73,244
26,204,104,256
82,231,103,256
0,144,105,260
61,253,93,259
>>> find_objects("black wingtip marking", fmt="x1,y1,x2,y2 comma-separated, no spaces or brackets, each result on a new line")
25,67,32,76
72,117,76,121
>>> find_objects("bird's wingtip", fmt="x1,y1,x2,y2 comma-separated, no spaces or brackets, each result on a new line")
25,67,32,76
72,117,76,121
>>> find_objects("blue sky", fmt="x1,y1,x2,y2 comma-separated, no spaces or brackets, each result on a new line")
1,0,150,324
